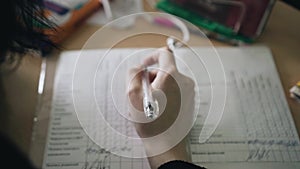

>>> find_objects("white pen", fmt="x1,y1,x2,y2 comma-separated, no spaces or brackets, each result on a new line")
141,38,178,119
142,67,159,119
101,0,113,20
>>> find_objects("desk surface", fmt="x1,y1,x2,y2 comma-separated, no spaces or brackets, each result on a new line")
0,0,299,165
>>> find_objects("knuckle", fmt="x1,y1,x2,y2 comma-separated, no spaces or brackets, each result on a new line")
186,77,195,87
167,66,177,74
127,85,141,97
164,72,176,84
128,67,139,75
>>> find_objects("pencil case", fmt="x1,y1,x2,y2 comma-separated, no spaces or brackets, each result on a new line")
156,0,276,45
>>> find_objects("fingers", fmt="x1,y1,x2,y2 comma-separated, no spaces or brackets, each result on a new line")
127,66,151,123
142,48,178,89
143,47,177,72
127,66,143,97
148,69,158,82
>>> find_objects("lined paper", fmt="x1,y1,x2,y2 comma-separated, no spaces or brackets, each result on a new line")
42,47,300,169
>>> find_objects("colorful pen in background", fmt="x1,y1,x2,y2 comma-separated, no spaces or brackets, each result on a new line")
43,0,102,44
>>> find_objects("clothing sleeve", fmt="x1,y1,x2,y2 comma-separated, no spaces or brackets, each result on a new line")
158,160,206,169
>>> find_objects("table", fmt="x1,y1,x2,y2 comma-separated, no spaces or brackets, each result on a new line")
0,1,299,167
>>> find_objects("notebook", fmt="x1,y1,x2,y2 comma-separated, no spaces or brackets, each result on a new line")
41,46,300,169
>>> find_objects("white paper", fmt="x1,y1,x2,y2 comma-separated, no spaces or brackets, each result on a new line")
42,46,300,169
43,49,150,169
185,47,300,168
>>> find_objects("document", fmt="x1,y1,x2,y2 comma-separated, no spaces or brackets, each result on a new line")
42,46,300,169
185,47,300,169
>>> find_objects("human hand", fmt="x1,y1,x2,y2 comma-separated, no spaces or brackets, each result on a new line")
127,47,196,168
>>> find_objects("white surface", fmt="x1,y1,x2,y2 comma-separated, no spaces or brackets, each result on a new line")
42,46,300,169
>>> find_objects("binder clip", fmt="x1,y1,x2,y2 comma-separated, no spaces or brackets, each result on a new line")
290,81,300,102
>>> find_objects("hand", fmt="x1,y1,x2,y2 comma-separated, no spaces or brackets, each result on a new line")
127,48,195,169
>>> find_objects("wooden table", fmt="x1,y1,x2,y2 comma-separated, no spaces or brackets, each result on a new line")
0,0,299,167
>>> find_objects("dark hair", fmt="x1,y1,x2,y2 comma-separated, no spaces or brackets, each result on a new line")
0,0,55,63
283,0,300,10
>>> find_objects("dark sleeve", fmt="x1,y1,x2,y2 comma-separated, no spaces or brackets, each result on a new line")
158,160,206,169
282,0,300,10
0,133,37,169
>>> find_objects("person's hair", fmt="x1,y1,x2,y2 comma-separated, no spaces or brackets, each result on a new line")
283,0,300,10
0,0,55,63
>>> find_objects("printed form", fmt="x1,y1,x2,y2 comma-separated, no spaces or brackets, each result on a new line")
41,46,300,169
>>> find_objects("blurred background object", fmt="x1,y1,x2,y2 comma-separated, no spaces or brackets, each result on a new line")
156,0,276,45
282,0,300,10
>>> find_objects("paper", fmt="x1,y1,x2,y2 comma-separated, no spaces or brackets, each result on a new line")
185,47,300,167
43,49,150,169
42,46,300,169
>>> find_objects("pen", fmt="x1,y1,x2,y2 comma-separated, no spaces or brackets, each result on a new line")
141,35,182,119
101,0,113,20
141,38,179,119
142,67,159,119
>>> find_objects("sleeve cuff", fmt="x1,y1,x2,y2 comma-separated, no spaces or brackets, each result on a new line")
158,160,206,169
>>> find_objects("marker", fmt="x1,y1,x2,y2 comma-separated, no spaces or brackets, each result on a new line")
142,67,159,119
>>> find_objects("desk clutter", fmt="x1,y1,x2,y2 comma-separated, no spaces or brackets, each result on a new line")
42,0,102,45
38,0,143,54
156,0,276,45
